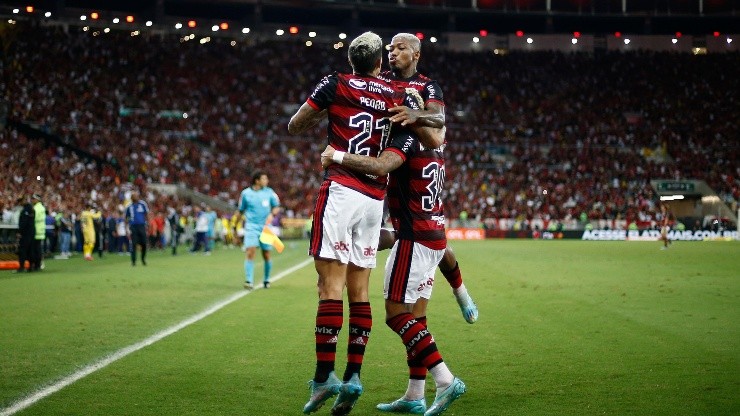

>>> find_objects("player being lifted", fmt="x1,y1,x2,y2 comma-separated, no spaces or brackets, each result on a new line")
378,32,478,326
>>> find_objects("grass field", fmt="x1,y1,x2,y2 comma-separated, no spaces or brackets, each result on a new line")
1,239,738,415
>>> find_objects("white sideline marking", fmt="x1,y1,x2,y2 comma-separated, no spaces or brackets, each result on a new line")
0,258,313,416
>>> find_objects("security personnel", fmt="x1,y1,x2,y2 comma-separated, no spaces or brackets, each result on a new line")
15,195,35,273
31,193,46,271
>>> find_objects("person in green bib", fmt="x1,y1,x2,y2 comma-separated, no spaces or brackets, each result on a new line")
31,193,46,271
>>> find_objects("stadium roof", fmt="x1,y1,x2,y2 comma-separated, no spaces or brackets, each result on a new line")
2,0,738,35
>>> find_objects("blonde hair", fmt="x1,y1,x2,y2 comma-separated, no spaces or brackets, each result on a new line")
348,31,383,75
350,31,383,52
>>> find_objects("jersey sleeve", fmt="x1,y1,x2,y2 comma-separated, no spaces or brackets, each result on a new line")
237,191,246,212
270,189,280,208
422,79,444,107
384,130,416,161
307,73,338,111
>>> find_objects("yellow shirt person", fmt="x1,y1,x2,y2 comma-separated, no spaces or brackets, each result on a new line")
80,208,101,260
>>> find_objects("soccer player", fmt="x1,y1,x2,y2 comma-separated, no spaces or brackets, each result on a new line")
125,191,149,266
379,229,477,324
290,31,447,415
381,32,478,325
321,126,466,416
238,171,280,290
288,31,437,416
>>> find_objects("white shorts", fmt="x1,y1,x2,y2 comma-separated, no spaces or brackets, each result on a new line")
309,181,383,268
383,239,445,304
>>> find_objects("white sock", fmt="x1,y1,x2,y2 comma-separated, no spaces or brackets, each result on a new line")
404,379,426,401
453,283,468,299
429,362,454,393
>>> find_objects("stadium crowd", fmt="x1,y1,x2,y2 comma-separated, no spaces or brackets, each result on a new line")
1,23,738,240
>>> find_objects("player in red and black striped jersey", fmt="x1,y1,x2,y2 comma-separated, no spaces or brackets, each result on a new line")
289,32,393,415
382,34,477,326
319,33,472,415
321,125,466,415
301,72,400,199
289,32,444,416
385,137,446,249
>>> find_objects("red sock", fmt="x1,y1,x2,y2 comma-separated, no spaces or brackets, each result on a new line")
408,316,428,380
314,299,343,382
387,313,443,370
441,261,462,289
344,302,372,380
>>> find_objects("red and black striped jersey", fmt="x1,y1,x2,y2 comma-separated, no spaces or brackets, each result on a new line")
379,70,446,249
307,72,405,200
384,133,447,250
378,71,444,110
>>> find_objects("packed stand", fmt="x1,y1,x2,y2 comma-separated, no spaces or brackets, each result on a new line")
1,23,738,234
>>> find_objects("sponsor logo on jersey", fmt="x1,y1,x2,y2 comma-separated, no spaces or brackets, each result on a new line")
310,76,331,98
349,78,367,90
426,84,437,98
402,136,414,152
360,96,386,111
430,215,446,225
368,80,395,94
408,80,426,87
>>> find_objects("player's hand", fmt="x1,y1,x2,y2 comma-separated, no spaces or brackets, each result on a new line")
320,145,335,169
389,105,418,126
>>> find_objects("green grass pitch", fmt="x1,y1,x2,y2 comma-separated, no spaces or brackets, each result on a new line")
1,239,738,415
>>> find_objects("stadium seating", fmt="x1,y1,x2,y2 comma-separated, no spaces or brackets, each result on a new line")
1,24,737,231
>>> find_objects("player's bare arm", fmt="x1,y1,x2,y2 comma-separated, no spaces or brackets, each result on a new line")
388,101,445,129
287,103,327,135
321,145,404,176
412,125,445,149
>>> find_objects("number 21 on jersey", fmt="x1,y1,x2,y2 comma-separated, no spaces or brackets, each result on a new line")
348,112,392,156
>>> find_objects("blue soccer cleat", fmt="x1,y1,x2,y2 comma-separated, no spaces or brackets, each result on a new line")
456,293,478,324
303,371,342,414
330,373,363,415
377,397,427,414
424,377,466,416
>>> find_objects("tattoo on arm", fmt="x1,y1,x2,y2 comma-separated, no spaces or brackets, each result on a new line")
288,105,326,135
342,151,404,176
414,102,445,129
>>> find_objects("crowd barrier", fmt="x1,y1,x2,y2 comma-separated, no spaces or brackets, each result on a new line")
445,227,738,241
